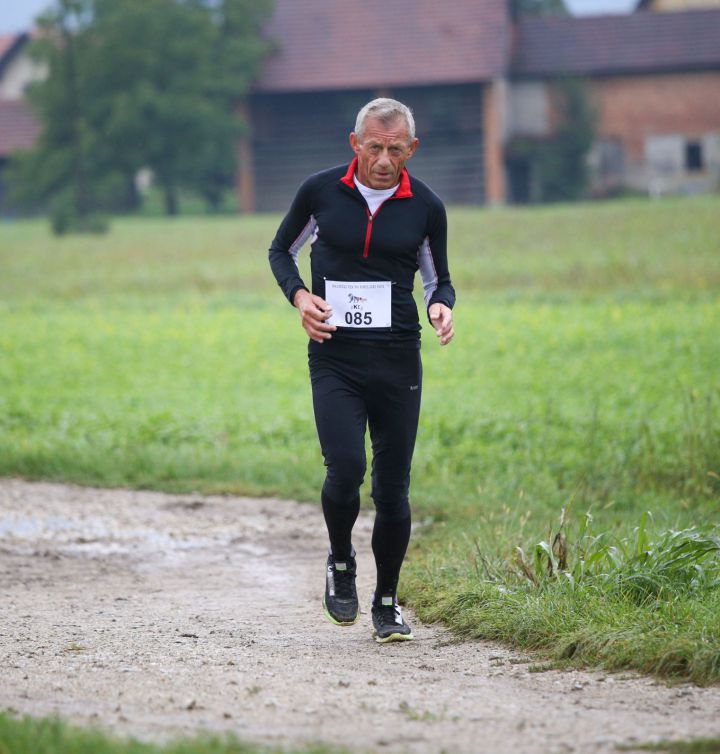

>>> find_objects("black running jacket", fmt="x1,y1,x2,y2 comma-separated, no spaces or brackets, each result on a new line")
268,158,455,345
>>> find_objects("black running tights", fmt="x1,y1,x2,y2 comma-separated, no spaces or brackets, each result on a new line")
309,340,422,599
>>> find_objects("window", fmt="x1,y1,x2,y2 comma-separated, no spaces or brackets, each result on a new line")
685,141,703,172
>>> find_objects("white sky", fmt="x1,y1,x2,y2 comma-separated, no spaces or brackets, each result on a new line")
565,0,638,14
0,0,640,35
0,0,51,34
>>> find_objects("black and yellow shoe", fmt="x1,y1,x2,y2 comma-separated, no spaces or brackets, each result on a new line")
322,551,359,626
371,594,413,643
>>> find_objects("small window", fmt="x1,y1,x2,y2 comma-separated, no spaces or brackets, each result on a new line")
685,141,703,172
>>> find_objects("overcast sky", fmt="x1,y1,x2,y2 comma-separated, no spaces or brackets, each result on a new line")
1,0,639,35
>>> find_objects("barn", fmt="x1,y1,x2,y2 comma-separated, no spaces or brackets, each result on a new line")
241,0,509,212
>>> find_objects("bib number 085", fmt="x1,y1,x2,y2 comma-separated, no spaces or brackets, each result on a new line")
345,311,373,326
324,280,391,329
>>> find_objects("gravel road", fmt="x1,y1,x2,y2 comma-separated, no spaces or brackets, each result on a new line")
1,478,718,754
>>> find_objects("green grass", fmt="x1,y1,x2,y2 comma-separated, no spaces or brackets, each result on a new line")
619,737,720,752
1,194,719,683
0,712,343,754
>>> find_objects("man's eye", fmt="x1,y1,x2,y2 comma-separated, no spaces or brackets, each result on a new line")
389,148,402,157
368,145,381,154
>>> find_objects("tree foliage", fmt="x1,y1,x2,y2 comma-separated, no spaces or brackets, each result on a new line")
8,0,274,228
508,77,597,203
511,0,568,17
537,78,597,202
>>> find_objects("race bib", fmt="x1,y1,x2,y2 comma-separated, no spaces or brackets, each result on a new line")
325,280,391,329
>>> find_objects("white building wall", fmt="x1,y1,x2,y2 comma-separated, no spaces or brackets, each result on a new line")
0,53,47,100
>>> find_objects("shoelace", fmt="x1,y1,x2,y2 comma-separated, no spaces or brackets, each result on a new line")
375,603,401,627
333,567,357,600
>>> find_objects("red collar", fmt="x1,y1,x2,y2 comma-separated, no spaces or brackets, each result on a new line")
340,157,413,198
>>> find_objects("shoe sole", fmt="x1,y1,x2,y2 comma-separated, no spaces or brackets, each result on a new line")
322,596,359,626
374,631,414,643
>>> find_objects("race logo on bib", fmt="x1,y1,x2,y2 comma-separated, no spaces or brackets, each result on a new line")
346,292,371,326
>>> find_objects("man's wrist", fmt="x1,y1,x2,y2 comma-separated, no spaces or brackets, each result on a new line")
291,286,309,307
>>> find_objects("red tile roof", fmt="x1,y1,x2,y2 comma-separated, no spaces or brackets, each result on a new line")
512,9,720,77
0,34,18,60
0,99,40,157
255,0,509,92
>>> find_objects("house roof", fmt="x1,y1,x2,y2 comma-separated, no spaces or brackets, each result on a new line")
0,34,19,59
0,32,28,76
255,0,509,93
512,8,720,77
0,99,40,157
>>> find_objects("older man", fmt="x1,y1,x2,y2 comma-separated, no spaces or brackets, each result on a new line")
269,98,455,643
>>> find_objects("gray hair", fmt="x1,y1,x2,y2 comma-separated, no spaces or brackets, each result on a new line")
354,98,416,143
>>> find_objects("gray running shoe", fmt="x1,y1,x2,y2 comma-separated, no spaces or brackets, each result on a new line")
323,551,358,626
371,594,413,643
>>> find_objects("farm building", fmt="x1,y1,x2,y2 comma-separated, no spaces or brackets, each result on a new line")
510,8,720,199
1,0,719,211
242,0,507,211
242,0,720,209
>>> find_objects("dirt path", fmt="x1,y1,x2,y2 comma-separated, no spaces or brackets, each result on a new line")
1,479,718,754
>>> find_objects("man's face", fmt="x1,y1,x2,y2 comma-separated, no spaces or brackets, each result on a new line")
349,116,419,190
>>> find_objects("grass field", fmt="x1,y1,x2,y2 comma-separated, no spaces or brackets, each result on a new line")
0,712,341,754
1,195,719,683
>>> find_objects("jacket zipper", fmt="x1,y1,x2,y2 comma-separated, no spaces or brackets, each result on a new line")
362,198,394,259
362,208,373,258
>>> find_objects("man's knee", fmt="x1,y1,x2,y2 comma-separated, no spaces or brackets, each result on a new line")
323,449,366,501
372,477,411,522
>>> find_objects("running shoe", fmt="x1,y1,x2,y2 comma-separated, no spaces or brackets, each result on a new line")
371,594,414,643
323,551,359,626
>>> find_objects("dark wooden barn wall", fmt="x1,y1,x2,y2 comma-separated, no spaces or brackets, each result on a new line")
250,83,485,212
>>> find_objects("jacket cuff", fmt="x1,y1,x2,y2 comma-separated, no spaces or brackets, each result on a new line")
426,298,452,321
288,285,309,306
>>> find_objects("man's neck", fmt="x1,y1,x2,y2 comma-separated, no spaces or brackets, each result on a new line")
353,174,399,195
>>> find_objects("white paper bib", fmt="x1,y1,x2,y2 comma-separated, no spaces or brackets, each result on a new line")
325,280,391,329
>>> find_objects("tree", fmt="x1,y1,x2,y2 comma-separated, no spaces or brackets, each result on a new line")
506,77,596,204
511,0,568,17
8,0,274,225
89,0,274,215
8,0,117,231
537,77,597,202
199,0,276,210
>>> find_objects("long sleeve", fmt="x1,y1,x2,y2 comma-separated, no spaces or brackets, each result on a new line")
268,177,317,305
417,200,456,317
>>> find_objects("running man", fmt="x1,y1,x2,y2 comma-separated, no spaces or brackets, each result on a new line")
269,98,455,643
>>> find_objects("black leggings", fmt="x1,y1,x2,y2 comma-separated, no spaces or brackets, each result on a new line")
309,339,422,598
308,340,422,522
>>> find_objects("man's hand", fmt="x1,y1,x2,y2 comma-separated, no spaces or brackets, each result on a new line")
429,303,454,346
293,289,337,343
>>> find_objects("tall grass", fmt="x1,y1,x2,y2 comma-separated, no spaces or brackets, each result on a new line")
405,507,720,684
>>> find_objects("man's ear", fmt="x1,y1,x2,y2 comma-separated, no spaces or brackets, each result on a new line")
349,132,361,155
406,137,419,159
